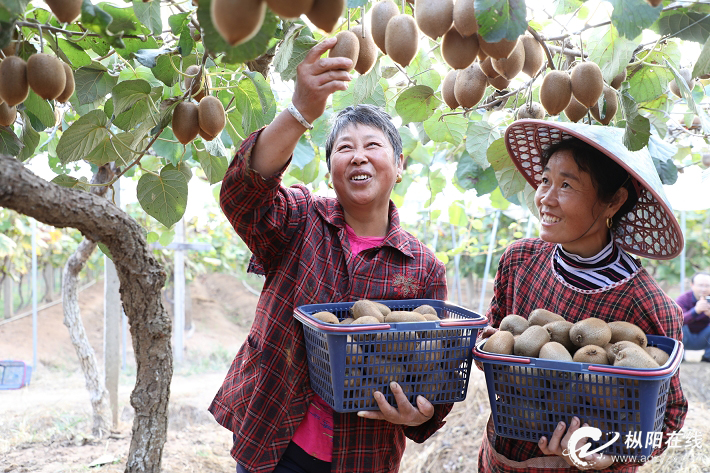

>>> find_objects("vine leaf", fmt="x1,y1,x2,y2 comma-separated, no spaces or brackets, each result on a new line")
475,0,528,43
395,85,440,124
607,0,661,40
137,165,189,228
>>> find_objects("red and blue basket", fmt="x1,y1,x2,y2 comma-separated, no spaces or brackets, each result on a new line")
294,299,487,413
472,334,683,457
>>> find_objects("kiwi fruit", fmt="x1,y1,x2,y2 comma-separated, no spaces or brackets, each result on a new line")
520,35,544,77
412,304,437,316
488,75,511,91
491,39,524,80
385,14,419,67
646,0,662,6
0,56,29,107
499,314,529,336
614,345,660,368
199,126,217,141
669,68,695,97
172,101,200,145
539,341,573,362
372,301,391,318
607,321,647,348
603,342,616,364
265,0,314,18
305,0,344,33
340,317,354,325
414,0,454,40
539,70,572,115
441,25,479,70
329,30,359,72
514,325,550,357
590,85,617,125
452,0,478,37
453,62,487,108
442,70,459,109
515,102,545,120
351,315,382,325
184,65,209,102
570,61,604,108
384,311,427,323
211,0,266,46
45,0,82,23
610,68,627,89
572,344,608,364
312,310,340,324
351,25,377,75
569,318,612,348
351,300,385,323
545,320,575,353
56,62,75,103
478,35,519,60
528,308,565,327
371,0,399,55
479,57,499,78
345,341,364,364
27,53,66,101
564,95,588,123
645,346,670,366
198,96,226,140
483,330,515,355
0,102,16,127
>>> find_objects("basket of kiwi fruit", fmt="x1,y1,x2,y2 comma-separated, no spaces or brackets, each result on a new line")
294,298,487,413
471,310,683,458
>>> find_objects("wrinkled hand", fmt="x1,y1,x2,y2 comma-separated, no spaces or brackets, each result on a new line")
357,381,434,426
480,326,498,339
292,37,353,125
695,298,710,316
538,417,614,470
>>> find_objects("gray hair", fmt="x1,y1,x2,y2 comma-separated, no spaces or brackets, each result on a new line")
324,104,402,171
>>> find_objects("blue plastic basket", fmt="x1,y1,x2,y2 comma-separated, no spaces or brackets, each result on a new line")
294,299,487,413
0,360,33,390
472,334,683,458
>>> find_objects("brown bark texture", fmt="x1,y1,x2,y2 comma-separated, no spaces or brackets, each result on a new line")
0,155,172,473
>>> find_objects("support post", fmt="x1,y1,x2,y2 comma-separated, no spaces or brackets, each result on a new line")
173,218,185,364
104,183,121,428
32,220,38,370
478,211,501,316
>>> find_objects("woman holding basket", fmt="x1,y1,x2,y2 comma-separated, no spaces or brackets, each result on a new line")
477,120,687,472
209,37,451,473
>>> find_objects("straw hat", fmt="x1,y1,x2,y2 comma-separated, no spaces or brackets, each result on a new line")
504,119,683,260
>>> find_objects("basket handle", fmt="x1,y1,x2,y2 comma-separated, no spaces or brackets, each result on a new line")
294,309,391,332
471,343,531,364
440,315,488,327
588,343,684,376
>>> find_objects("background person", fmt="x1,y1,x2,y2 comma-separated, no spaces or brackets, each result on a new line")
477,120,687,472
208,37,451,473
676,272,710,362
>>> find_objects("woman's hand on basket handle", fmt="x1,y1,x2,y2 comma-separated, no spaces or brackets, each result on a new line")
538,417,614,470
357,382,434,426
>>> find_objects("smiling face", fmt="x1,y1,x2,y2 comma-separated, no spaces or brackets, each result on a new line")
535,149,625,257
329,123,403,217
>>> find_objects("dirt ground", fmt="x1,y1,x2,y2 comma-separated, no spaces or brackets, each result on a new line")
1,273,708,472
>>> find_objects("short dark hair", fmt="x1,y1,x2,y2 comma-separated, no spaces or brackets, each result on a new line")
542,138,638,230
324,104,402,171
691,272,710,284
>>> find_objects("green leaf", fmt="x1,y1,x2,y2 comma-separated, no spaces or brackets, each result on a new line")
195,146,228,185
153,129,184,164
168,12,190,35
51,174,90,191
406,50,441,91
448,200,468,227
178,28,194,57
608,0,661,39
133,47,175,69
116,36,159,60
353,65,384,106
100,2,142,34
56,110,109,165
0,233,16,257
17,112,40,163
490,187,511,210
653,6,710,44
84,130,134,167
0,126,23,156
57,39,92,68
475,0,529,43
395,85,440,124
620,86,650,151
151,54,184,86
23,91,56,130
292,137,315,169
132,0,162,35
586,25,640,84
81,0,124,50
693,36,710,79
332,79,386,111
159,229,175,247
2,0,30,16
551,0,583,15
276,31,318,82
146,232,160,244
667,61,710,134
74,62,118,105
113,100,152,131
628,64,673,103
465,121,500,167
198,2,279,64
422,110,468,145
111,79,152,117
233,72,276,135
424,169,447,207
456,152,498,195
137,165,189,228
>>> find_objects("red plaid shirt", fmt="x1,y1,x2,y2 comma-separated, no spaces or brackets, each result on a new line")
478,239,687,473
208,129,451,473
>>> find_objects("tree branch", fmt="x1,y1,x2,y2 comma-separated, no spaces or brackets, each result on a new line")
527,26,556,71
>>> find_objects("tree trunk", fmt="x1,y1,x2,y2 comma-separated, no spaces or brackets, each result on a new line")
43,264,55,302
63,238,113,437
0,155,172,473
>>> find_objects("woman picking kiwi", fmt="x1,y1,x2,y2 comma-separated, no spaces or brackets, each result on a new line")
209,37,450,473
477,120,687,471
